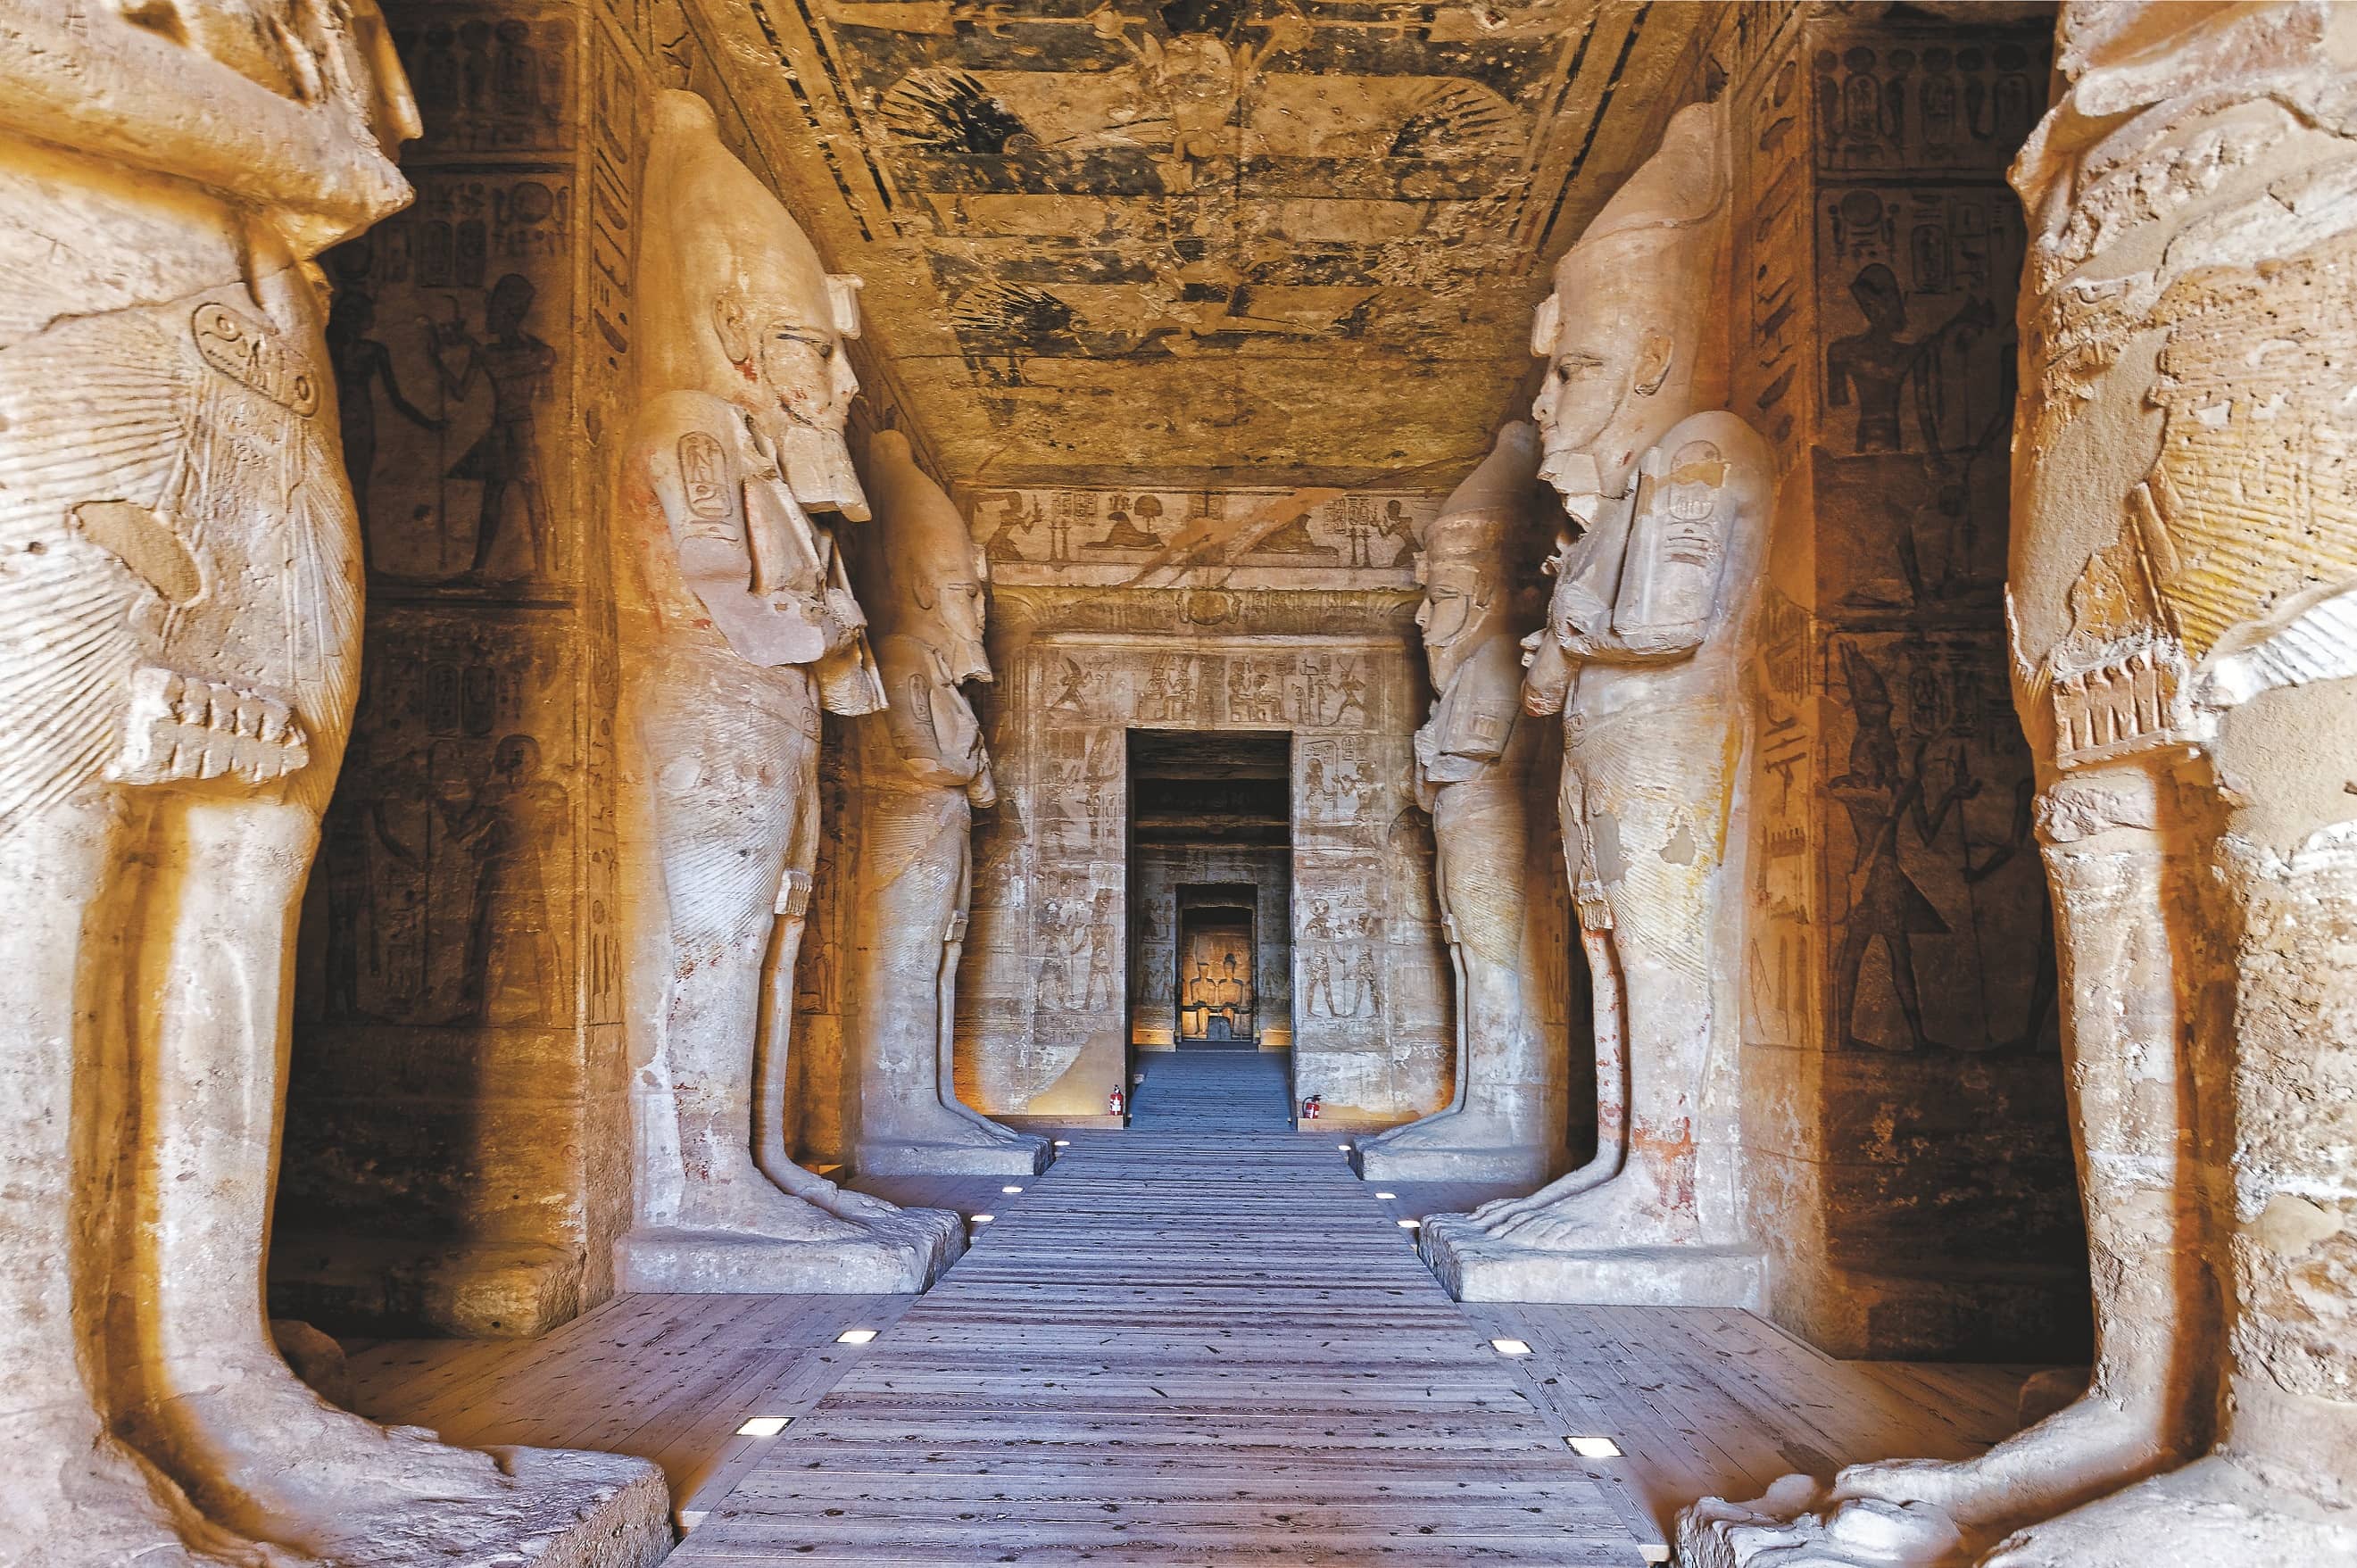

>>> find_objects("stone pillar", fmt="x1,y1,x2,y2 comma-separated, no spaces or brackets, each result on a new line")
1685,4,2357,1564
273,0,651,1338
1717,2,2087,1357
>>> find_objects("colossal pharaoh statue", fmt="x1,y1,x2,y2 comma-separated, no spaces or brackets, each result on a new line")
0,5,666,1565
1685,5,2357,1564
847,430,1050,1177
614,90,961,1293
1419,99,1772,1307
1358,423,1568,1185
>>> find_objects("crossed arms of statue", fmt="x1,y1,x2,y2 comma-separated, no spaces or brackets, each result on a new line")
643,390,884,712
1416,635,1521,807
1523,419,1771,716
876,634,996,808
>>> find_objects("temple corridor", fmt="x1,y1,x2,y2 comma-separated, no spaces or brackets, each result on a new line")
344,1058,2030,1564
19,4,2357,1563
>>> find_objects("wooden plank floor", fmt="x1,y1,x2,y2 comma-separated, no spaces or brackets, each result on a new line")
342,1055,2052,1563
669,1052,1654,1564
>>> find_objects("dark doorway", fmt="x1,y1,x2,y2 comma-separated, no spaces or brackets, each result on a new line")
1126,731,1293,1114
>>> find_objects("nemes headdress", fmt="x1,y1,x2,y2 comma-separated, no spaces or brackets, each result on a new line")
638,90,863,404
865,428,983,626
1531,99,1733,394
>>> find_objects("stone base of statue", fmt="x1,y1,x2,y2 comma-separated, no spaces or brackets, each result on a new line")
271,1232,589,1339
1354,1140,1555,1187
320,1447,671,1568
855,1130,1052,1178
1418,1215,1766,1308
614,1210,963,1294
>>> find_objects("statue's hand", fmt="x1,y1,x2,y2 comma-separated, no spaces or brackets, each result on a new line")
1522,634,1573,716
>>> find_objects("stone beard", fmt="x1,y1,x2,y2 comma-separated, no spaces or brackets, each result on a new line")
1683,5,2357,1566
847,428,1049,1177
1357,421,1567,1186
1418,98,1774,1310
0,5,665,1566
612,88,961,1294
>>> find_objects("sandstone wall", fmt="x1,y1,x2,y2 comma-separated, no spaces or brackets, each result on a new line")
277,0,942,1335
958,497,1464,1130
1716,2,2088,1357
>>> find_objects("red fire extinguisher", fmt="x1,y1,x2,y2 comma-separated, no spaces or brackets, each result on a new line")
1300,1094,1322,1122
1109,1084,1126,1119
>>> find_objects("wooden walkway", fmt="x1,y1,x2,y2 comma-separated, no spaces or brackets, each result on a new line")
344,1054,2047,1563
667,1053,1656,1564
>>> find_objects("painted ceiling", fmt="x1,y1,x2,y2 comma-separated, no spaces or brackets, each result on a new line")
681,0,1714,490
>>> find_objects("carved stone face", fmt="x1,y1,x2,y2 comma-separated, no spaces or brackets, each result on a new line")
1415,552,1496,689
1529,246,1681,513
931,570,990,685
714,296,867,519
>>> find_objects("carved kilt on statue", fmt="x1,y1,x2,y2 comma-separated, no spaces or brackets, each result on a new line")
1686,7,2357,1565
612,90,962,1295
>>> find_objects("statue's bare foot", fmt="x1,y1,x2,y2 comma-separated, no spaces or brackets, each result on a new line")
1362,1108,1469,1151
900,1100,1037,1149
677,1160,871,1241
0,1410,310,1568
1981,1454,2357,1568
1680,1481,1973,1568
1834,1390,2172,1530
132,1351,510,1537
1483,1172,1687,1249
1676,1393,2175,1568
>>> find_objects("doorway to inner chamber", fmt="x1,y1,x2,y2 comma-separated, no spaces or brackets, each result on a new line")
1126,731,1293,1094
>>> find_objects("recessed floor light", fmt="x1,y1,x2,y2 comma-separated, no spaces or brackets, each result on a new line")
735,1416,791,1437
1490,1338,1532,1356
1374,1191,1397,1199
970,1213,994,1224
1567,1435,1623,1458
1054,1140,1072,1147
1337,1143,1351,1151
1398,1218,1421,1229
836,1328,878,1345
1002,1184,1024,1193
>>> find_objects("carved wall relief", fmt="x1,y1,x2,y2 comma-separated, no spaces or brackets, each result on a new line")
1715,4,2084,1362
282,0,648,1340
967,575,1451,1128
